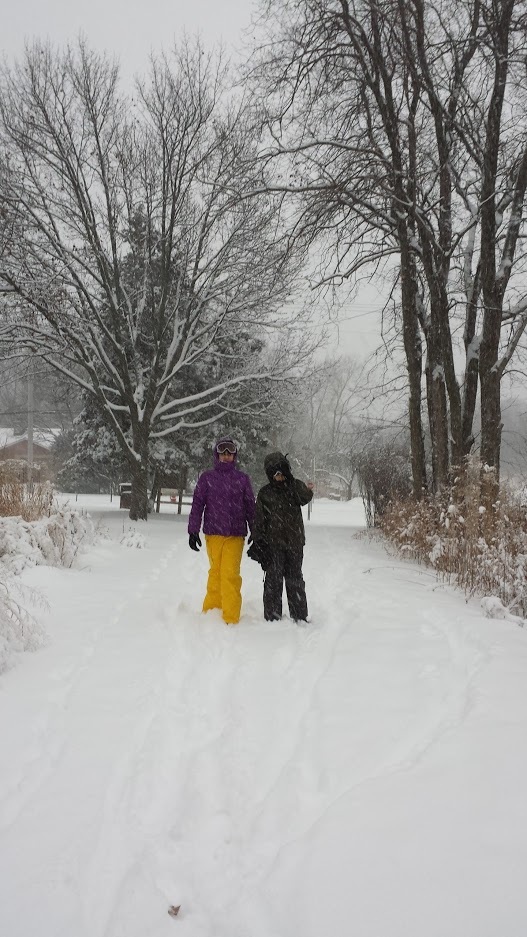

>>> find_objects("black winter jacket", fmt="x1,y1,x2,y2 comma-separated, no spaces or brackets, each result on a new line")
254,452,313,549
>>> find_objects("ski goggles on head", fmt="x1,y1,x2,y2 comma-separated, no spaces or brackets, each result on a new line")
216,441,237,455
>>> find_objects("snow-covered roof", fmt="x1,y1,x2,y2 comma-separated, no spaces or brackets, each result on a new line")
0,428,62,451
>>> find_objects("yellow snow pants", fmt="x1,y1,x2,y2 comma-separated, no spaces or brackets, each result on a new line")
203,535,245,624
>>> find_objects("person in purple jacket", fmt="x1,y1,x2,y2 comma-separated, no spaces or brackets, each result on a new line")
188,437,255,625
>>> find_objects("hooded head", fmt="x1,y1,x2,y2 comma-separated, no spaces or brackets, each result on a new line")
264,451,291,483
213,437,238,469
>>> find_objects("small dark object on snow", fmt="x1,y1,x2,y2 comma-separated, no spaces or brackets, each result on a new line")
168,904,181,918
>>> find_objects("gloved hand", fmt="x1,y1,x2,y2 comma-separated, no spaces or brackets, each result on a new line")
189,533,202,551
280,457,294,482
247,539,271,571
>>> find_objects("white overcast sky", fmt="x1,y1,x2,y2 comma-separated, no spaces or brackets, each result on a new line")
1,0,256,76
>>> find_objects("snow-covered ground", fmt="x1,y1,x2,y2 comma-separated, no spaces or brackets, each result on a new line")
1,495,527,937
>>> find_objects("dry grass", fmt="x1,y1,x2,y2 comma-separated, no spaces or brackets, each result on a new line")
380,460,527,616
0,464,55,521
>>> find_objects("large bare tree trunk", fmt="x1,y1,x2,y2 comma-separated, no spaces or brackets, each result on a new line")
418,242,451,491
480,365,501,471
461,263,481,460
425,362,449,493
129,433,150,521
479,0,515,503
400,239,427,496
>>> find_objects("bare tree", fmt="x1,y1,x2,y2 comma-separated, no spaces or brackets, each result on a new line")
252,0,432,494
0,40,312,518
251,0,527,500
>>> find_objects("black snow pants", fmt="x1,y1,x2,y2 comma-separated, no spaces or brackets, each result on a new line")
263,546,308,622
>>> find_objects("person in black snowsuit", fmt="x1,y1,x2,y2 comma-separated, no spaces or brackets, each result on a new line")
249,451,314,622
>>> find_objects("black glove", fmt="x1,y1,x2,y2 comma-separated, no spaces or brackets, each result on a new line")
189,533,202,551
281,460,294,483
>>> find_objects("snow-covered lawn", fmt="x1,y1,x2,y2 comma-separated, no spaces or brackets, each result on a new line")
1,496,527,936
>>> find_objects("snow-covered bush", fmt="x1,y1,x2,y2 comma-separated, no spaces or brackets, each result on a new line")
480,596,524,626
380,461,527,618
120,529,147,549
0,509,95,575
0,508,95,671
0,578,48,674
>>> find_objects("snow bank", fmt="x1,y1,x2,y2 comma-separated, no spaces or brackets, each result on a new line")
0,577,47,674
0,509,95,673
120,528,147,549
0,508,95,575
480,595,524,625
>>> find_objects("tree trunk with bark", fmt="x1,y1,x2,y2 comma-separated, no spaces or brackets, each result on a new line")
129,432,150,521
461,265,481,460
399,237,427,497
479,329,502,506
478,0,515,504
425,360,449,493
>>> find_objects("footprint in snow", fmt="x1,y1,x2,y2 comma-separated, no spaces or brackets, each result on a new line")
271,644,295,674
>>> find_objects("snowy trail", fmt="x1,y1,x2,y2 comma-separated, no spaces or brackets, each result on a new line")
1,499,527,936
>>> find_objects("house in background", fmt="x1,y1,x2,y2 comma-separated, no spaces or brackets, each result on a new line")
0,428,61,482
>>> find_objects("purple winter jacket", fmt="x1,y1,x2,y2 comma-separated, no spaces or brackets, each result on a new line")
188,449,255,537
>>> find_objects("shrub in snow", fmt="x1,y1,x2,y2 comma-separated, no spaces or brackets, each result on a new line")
380,459,527,620
357,442,412,527
0,509,95,672
0,469,55,521
120,529,147,549
0,577,48,674
0,509,95,575
480,596,524,626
